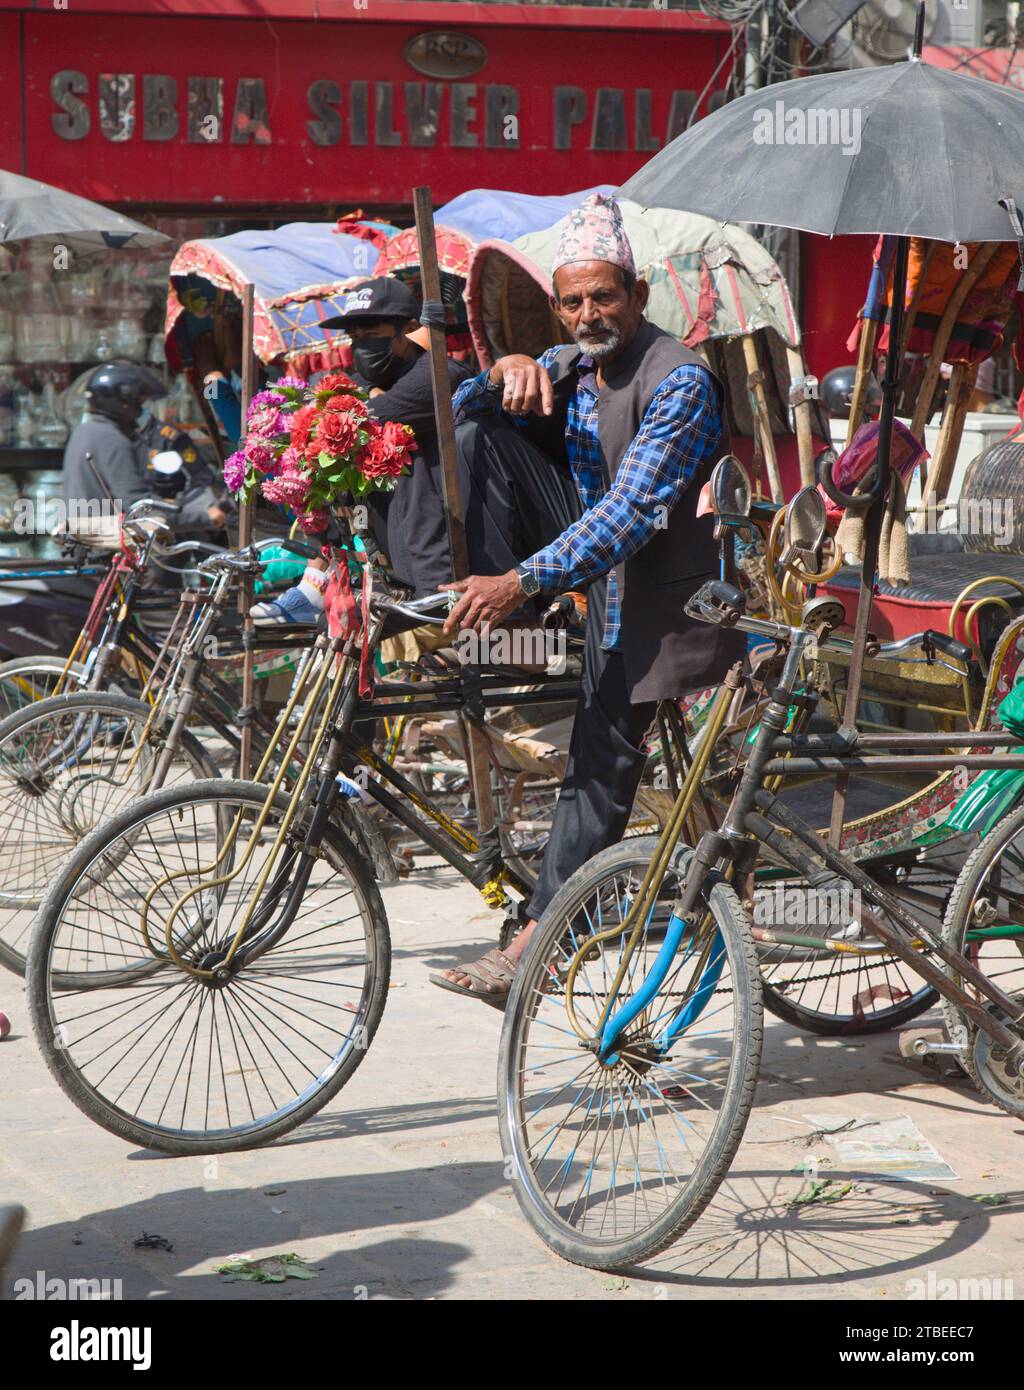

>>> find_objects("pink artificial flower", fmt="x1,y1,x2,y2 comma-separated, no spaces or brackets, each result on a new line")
297,507,331,533
245,440,275,474
223,450,246,494
278,444,305,475
249,389,286,413
247,406,288,439
275,375,308,391
262,471,312,511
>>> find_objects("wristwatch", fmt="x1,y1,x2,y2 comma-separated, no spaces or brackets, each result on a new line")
515,563,541,598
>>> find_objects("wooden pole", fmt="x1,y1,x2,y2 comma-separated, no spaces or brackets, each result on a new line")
785,344,816,488
742,333,784,502
921,360,978,510
237,280,256,780
412,187,495,837
846,316,879,437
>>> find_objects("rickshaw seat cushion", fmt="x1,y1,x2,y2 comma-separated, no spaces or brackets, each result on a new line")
821,552,1024,652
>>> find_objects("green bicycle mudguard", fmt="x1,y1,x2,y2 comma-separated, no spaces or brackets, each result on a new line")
946,767,1024,836
998,679,1024,739
942,680,1024,834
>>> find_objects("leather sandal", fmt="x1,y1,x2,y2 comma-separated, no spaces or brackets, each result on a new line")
429,947,518,1010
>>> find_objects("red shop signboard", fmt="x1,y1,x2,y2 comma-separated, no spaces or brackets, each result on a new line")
2,3,730,206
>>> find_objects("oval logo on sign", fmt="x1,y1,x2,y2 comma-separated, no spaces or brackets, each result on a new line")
404,31,487,80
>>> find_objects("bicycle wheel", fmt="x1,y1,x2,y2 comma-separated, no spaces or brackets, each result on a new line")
498,835,761,1269
0,691,218,977
0,655,89,718
27,778,391,1153
755,864,939,1035
941,803,1024,1116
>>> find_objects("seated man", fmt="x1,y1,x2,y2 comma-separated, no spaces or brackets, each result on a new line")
430,192,744,1007
252,277,474,624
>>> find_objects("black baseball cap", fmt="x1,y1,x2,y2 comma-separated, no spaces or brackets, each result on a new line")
321,278,419,328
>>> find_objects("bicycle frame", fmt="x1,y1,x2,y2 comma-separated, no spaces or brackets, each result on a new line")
132,554,660,975
569,618,1024,1069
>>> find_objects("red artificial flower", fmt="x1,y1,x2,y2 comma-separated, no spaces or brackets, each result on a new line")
358,419,415,479
324,393,368,418
317,371,358,393
289,403,317,453
313,408,362,457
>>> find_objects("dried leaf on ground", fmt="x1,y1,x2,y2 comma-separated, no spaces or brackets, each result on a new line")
216,1252,317,1283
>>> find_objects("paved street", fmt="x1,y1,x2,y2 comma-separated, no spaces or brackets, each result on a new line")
2,865,1023,1302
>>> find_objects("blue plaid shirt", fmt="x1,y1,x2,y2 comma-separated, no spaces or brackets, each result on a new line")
452,347,722,649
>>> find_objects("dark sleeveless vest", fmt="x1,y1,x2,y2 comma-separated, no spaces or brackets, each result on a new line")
528,318,744,703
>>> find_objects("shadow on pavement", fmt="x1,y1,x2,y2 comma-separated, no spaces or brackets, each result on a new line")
627,1172,1022,1289
6,1162,504,1301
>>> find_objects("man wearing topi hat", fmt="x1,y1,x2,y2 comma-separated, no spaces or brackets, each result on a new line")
431,192,742,1007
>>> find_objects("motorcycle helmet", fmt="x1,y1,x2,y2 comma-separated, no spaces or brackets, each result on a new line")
820,365,882,420
85,361,166,431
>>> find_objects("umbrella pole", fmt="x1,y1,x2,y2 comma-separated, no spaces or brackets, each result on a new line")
412,187,496,841
828,234,911,846
237,280,256,780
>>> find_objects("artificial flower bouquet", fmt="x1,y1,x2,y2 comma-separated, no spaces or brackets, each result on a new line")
222,372,415,534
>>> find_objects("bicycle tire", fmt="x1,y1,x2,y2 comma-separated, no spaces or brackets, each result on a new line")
941,802,1024,1115
0,655,90,716
0,690,219,978
757,864,940,1036
27,778,391,1154
497,835,762,1269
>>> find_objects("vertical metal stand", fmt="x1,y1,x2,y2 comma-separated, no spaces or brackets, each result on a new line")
237,280,257,780
412,187,495,837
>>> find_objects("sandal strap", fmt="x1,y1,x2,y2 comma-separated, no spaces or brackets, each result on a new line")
457,948,517,994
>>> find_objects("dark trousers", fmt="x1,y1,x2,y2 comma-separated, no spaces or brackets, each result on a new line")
389,416,657,922
526,575,657,921
377,416,582,596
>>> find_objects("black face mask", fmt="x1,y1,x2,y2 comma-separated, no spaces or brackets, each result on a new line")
352,336,403,389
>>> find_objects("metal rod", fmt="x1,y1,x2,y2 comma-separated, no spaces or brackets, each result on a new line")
765,753,1024,775
776,730,1019,750
749,797,1024,1045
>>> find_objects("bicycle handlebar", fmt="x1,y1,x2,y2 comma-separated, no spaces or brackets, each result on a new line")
126,498,182,520
370,590,452,627
685,580,974,667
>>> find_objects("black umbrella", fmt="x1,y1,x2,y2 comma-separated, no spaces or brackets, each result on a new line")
618,56,1024,244
618,2,1024,823
0,169,168,255
618,6,1024,503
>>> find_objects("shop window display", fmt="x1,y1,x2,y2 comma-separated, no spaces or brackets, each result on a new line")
0,214,269,557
